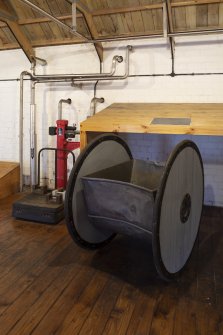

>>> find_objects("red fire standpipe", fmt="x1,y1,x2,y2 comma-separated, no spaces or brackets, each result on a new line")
49,99,80,190
56,119,79,189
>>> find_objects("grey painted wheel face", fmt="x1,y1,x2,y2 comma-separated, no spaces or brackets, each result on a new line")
65,135,132,247
159,145,203,275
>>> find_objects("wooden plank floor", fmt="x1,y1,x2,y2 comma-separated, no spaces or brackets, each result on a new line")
0,194,223,335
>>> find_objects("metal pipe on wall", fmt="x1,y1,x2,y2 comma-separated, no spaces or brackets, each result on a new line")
34,45,132,82
89,97,105,117
60,45,131,82
32,54,124,79
58,98,72,119
30,81,37,190
31,56,48,67
169,29,223,38
19,46,132,190
83,29,223,44
71,0,77,31
81,28,223,43
19,71,33,191
93,28,223,43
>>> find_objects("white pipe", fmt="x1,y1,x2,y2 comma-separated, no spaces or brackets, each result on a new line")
30,81,37,190
31,56,48,67
19,71,33,191
89,97,104,117
32,46,132,82
71,0,77,31
58,98,72,119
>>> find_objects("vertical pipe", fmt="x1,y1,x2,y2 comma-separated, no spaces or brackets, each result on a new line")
58,98,72,120
19,73,24,191
165,0,175,75
19,71,33,191
30,81,37,190
71,0,77,31
93,80,99,115
89,97,104,117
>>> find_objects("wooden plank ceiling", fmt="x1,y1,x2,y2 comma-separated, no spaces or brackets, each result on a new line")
0,0,223,56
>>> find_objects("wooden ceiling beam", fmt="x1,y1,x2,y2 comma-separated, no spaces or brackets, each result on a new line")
76,3,103,62
1,1,222,27
1,0,222,61
0,1,35,61
2,1,221,29
6,20,35,61
0,3,164,25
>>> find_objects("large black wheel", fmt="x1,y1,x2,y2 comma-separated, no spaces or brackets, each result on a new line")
65,134,132,249
152,140,204,280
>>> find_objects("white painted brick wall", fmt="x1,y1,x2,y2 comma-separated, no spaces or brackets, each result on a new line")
0,37,223,205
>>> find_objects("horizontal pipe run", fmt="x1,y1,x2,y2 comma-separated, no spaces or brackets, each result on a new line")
35,74,128,81
29,46,132,82
169,28,223,38
85,28,223,43
23,71,223,85
87,34,164,43
17,71,223,86
33,54,123,79
129,72,223,76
